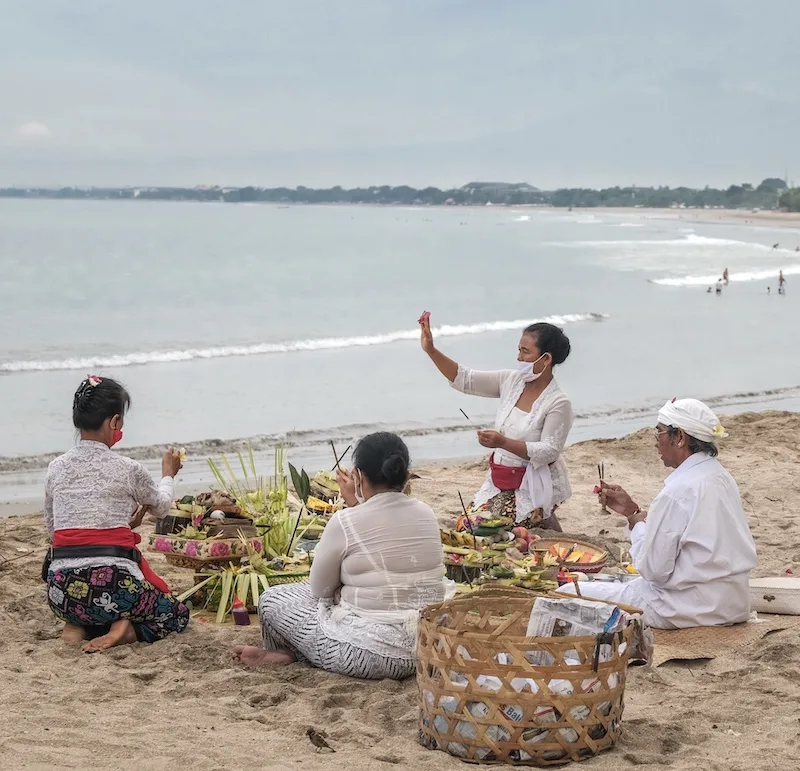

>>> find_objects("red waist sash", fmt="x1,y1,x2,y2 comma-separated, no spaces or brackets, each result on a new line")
53,527,171,594
489,453,526,491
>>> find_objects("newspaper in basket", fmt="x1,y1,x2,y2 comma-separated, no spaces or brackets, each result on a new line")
416,591,643,766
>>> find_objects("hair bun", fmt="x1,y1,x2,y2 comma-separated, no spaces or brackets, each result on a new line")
73,379,95,409
380,453,408,485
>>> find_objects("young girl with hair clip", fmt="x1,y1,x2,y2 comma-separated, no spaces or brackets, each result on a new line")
43,375,189,652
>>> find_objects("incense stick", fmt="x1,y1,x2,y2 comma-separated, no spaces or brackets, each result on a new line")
330,440,342,471
454,491,476,589
456,491,477,539
459,408,478,428
329,444,352,473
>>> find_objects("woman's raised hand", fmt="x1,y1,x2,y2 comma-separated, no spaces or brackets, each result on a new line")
419,314,435,354
162,448,183,478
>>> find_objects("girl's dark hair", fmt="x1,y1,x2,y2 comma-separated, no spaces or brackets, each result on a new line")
72,377,131,431
353,431,410,490
523,322,571,366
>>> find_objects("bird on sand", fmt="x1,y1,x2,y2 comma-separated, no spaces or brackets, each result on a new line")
306,727,335,752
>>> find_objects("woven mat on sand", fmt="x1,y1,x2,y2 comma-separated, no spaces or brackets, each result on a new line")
652,614,800,667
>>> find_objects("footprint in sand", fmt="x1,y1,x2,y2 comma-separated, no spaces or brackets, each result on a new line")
247,691,287,708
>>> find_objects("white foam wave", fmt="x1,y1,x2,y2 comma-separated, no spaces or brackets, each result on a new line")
617,223,644,228
0,313,610,373
513,215,531,222
651,265,800,287
546,234,766,248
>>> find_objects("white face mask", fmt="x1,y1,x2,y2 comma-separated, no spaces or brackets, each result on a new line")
353,469,366,504
516,353,548,383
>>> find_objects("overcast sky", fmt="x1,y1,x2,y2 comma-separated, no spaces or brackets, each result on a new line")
2,0,799,189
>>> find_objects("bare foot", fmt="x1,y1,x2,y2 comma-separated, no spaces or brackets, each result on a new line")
82,620,137,653
232,644,296,667
61,623,87,644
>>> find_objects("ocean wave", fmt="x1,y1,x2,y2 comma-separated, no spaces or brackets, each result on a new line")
0,312,610,373
617,223,644,228
513,214,531,222
546,233,758,248
651,265,800,287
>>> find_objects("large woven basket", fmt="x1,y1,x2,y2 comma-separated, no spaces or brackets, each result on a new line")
417,589,637,766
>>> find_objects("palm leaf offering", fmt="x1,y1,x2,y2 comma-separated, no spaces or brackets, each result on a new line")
288,462,311,504
176,533,312,623
177,565,274,622
207,445,296,558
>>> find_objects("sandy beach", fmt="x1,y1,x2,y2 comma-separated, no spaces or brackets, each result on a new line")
1,411,798,770
591,206,800,231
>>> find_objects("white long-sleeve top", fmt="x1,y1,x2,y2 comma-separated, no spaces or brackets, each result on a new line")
44,440,174,578
309,491,449,658
450,366,574,518
627,452,758,627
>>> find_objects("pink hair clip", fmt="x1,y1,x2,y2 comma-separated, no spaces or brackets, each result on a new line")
87,375,103,386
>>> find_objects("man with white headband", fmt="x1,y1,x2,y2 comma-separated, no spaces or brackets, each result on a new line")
560,398,757,628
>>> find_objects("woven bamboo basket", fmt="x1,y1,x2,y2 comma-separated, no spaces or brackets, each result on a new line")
530,539,609,575
417,589,637,766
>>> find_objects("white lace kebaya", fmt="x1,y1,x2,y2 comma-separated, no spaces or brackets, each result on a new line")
44,440,174,579
450,366,574,521
308,491,452,659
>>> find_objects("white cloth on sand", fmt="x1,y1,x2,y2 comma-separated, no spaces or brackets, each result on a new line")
450,366,573,520
559,452,757,629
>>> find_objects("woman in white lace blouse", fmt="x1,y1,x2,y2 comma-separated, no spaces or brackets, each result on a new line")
233,432,452,680
420,317,574,530
44,375,188,652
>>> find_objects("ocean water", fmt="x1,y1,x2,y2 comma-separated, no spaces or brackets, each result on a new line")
1,199,800,464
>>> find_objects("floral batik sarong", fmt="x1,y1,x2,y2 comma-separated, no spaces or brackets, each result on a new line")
474,490,563,532
47,565,189,643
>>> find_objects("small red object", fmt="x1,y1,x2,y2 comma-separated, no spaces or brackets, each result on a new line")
786,569,794,575
593,485,602,495
418,310,431,324
231,596,251,626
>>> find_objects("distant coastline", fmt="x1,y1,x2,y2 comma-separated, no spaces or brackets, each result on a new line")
1,176,798,210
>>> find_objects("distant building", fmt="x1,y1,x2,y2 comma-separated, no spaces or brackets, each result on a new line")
461,181,540,195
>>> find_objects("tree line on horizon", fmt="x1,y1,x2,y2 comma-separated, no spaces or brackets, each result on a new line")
2,177,799,211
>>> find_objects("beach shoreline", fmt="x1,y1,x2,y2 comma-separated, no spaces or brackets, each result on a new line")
4,391,800,516
587,206,800,230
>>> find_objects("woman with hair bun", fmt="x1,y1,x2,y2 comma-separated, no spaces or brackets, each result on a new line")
421,316,574,531
233,432,451,680
43,375,189,652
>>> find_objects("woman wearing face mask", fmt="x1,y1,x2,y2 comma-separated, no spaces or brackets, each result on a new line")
420,316,573,530
43,375,188,652
233,432,452,679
